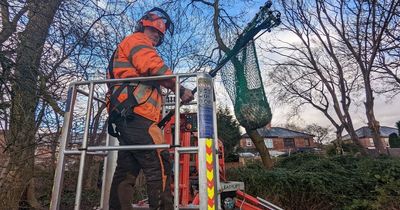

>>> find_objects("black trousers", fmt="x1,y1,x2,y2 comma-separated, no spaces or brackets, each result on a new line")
109,115,173,210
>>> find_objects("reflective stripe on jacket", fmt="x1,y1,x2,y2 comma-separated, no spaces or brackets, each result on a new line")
107,32,175,122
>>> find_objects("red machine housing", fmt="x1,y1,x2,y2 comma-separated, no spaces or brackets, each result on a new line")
162,112,281,210
163,113,226,206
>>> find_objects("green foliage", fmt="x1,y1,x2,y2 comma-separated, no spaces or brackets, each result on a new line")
389,133,400,148
326,143,338,156
227,154,400,210
389,121,400,148
217,105,241,156
35,166,102,209
326,143,363,156
341,143,364,154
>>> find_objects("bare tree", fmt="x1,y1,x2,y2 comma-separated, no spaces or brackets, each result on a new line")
0,0,134,208
0,1,63,208
159,1,217,74
269,63,351,151
187,0,275,168
304,123,329,146
266,0,366,154
375,7,400,97
315,0,400,154
266,0,400,155
280,122,330,147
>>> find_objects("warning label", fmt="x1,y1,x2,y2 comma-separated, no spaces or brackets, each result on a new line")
198,77,214,138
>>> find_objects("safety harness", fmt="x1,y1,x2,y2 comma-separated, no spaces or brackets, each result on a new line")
106,50,155,137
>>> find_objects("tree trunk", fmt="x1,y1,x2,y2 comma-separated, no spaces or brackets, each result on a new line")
51,137,58,172
83,156,101,189
1,139,35,209
335,128,344,155
0,1,62,209
0,156,10,187
343,122,368,155
83,106,106,189
26,178,44,210
364,79,386,155
245,129,274,169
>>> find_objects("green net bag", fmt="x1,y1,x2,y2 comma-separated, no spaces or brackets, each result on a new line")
221,39,272,130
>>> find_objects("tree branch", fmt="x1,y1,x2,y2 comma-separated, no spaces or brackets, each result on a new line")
0,1,28,44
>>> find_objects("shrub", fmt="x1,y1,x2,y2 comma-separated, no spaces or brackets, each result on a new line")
226,154,400,210
36,165,102,209
389,133,400,148
326,143,363,156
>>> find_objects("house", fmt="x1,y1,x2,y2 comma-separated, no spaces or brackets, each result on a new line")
342,126,398,149
0,129,107,167
240,127,316,156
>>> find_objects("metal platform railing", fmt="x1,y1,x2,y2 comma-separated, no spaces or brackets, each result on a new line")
50,73,220,210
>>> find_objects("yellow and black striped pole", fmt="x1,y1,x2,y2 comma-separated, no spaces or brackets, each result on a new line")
197,73,219,210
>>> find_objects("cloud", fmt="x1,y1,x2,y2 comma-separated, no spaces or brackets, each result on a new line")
254,26,400,130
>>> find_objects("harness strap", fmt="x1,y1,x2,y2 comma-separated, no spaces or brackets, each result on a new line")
106,49,157,137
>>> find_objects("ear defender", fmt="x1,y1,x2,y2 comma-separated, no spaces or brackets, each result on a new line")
135,7,174,46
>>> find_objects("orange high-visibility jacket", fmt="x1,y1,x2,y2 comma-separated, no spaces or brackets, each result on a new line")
107,32,175,122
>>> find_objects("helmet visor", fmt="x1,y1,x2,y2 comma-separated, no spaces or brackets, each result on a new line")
145,8,174,36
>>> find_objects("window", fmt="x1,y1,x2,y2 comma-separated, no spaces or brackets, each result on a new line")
369,138,375,147
264,138,274,148
304,138,310,146
283,138,295,148
246,139,253,147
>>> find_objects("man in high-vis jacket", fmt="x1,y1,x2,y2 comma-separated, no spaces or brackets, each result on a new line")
107,8,194,210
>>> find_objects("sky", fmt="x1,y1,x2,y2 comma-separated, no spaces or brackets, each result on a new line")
272,94,400,130
89,1,400,134
213,0,400,134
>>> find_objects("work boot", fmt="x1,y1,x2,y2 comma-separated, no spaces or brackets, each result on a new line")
110,172,137,210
